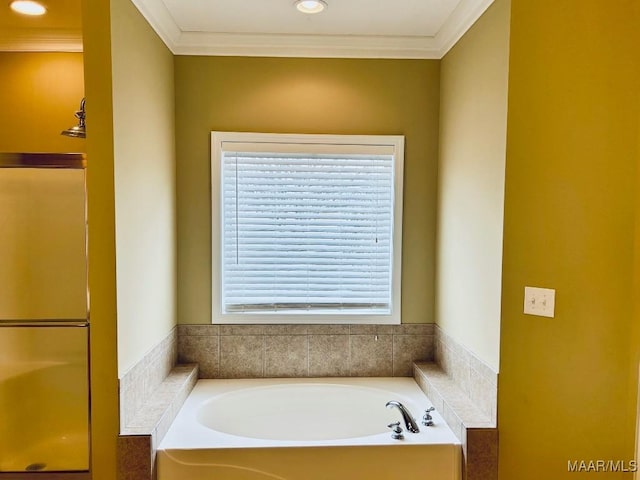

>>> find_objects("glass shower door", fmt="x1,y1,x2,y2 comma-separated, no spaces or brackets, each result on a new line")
0,155,90,476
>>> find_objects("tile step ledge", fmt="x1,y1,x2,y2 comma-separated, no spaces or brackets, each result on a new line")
120,363,198,438
118,364,199,480
413,362,494,440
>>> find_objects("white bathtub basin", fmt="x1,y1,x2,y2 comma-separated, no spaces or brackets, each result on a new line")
158,377,461,480
197,383,406,441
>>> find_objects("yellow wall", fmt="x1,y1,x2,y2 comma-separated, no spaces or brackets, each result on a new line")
0,52,85,153
111,0,177,376
81,0,119,477
499,1,640,478
436,0,510,372
635,109,640,471
175,56,440,325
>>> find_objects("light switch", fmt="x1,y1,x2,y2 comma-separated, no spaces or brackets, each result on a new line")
523,286,555,318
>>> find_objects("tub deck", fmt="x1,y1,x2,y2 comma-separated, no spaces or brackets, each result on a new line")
158,377,461,480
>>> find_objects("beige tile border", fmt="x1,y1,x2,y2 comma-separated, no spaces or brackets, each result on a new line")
177,323,435,378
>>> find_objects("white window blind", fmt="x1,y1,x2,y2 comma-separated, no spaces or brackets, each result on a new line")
212,133,404,324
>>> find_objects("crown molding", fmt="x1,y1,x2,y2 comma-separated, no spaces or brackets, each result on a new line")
435,0,495,56
130,0,181,49
130,0,493,59
174,32,441,59
0,28,82,52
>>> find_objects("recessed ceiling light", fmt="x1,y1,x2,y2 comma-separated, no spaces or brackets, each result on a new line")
9,0,46,15
295,0,327,14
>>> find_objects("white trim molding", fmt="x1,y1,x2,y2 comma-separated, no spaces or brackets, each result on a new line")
435,0,496,56
0,28,83,52
130,0,494,59
174,32,441,59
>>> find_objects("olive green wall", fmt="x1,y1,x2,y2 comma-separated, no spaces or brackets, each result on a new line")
499,1,640,478
111,0,177,376
436,0,510,372
175,56,440,325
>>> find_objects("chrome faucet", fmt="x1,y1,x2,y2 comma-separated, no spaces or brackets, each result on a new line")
385,401,420,433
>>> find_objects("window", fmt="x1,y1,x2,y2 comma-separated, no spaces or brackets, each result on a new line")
211,132,404,324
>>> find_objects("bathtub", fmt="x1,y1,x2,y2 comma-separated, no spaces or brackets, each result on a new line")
158,377,461,480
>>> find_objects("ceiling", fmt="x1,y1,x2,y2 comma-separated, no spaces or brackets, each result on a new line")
0,0,82,51
0,0,494,58
133,0,494,58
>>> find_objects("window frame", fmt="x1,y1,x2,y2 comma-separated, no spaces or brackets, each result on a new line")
211,131,404,324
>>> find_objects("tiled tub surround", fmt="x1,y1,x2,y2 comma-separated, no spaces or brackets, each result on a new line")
116,323,435,480
177,323,434,378
412,327,499,480
118,364,198,480
119,328,178,430
118,327,199,480
434,326,498,424
414,364,497,480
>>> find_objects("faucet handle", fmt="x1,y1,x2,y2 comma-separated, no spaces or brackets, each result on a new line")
387,422,404,440
422,407,435,426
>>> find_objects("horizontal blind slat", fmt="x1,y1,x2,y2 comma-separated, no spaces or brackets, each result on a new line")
221,149,394,314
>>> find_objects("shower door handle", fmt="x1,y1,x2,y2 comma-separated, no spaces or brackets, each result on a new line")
0,320,89,328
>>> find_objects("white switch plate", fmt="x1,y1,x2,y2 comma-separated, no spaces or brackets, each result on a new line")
523,286,555,318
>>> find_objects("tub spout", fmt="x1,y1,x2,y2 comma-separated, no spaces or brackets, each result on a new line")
385,401,420,433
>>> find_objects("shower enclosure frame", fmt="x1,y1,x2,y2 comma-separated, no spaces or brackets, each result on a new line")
0,152,86,169
0,153,91,480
